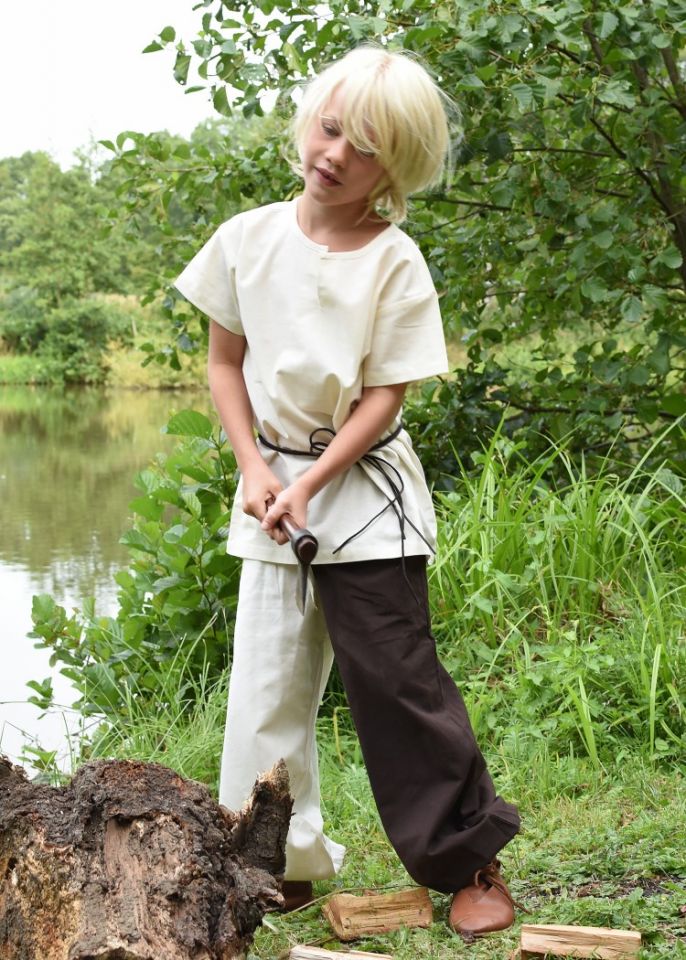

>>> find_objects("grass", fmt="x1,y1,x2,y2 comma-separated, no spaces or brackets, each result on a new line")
248,742,686,959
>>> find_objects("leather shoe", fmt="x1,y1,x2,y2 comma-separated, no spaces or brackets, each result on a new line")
449,860,516,938
280,880,314,912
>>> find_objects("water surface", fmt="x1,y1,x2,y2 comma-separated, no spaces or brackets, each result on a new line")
0,386,208,767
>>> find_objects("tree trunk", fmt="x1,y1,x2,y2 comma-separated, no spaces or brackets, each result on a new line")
0,756,292,960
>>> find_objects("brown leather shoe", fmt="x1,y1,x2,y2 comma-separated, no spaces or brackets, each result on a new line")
449,860,516,938
280,880,314,912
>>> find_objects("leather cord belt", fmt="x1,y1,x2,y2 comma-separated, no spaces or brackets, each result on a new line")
257,423,434,602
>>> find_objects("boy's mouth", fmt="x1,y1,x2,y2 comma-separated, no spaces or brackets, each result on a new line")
315,167,342,186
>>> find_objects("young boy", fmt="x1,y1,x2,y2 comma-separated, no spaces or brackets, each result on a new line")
175,46,520,937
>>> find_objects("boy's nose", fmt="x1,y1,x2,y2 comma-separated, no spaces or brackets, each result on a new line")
325,135,351,167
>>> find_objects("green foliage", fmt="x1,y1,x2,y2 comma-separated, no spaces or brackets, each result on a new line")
30,411,241,725
429,429,686,765
405,338,686,486
0,286,46,353
0,150,162,383
98,113,292,369
0,294,137,384
38,298,131,384
110,0,686,462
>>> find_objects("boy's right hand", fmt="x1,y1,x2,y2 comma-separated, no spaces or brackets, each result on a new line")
241,461,287,543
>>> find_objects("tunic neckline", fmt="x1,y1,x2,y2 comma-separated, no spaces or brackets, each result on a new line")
290,197,397,260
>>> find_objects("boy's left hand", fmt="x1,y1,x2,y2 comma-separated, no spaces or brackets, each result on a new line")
261,482,310,545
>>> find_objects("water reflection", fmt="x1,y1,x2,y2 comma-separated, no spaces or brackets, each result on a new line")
0,385,210,765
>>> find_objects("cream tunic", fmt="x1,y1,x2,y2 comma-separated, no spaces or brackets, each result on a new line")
175,198,449,564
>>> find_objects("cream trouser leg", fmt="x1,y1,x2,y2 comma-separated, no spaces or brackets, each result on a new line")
219,559,345,881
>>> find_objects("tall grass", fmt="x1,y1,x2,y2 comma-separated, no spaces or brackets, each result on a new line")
430,432,686,766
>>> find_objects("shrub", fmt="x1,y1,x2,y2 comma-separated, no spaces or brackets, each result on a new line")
30,411,241,731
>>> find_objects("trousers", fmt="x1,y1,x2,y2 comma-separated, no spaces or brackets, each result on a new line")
219,555,520,893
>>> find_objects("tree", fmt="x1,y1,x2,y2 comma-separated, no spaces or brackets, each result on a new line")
109,0,686,475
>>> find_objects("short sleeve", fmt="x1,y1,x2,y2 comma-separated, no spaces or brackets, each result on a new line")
174,218,244,335
363,245,449,387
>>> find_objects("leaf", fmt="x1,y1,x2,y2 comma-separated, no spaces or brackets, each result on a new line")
597,79,636,109
181,490,202,519
590,230,613,250
621,295,643,323
581,278,609,302
160,26,176,43
655,246,683,269
174,52,191,86
626,364,650,386
32,594,57,623
129,495,165,521
213,85,231,116
470,594,494,615
599,12,619,39
142,41,163,53
458,74,485,89
164,410,214,438
660,394,686,416
651,32,672,49
511,83,535,110
484,131,513,162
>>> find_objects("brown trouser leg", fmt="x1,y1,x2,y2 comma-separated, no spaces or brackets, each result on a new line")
313,555,520,894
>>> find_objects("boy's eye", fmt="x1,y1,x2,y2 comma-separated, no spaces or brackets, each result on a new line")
356,147,376,159
321,121,339,137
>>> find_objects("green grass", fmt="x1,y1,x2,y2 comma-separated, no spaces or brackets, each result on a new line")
248,742,686,959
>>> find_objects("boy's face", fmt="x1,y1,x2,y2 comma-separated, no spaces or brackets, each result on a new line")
300,85,384,214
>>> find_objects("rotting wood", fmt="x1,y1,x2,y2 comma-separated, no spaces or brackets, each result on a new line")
290,947,393,959
0,755,293,960
520,923,642,959
321,887,432,941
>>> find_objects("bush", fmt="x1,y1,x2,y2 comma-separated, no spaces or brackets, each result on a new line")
38,297,136,384
0,286,47,353
30,411,241,731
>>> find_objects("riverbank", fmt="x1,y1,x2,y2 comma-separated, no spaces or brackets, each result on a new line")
0,342,206,389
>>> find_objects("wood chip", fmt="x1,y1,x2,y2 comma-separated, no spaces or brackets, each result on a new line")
520,923,642,959
321,887,432,941
289,947,393,959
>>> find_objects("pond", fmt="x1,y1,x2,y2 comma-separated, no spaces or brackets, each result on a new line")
0,385,209,769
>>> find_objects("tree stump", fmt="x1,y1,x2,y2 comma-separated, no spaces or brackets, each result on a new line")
0,755,293,960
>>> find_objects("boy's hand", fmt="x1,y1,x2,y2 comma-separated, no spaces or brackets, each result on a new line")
261,482,310,546
241,461,286,541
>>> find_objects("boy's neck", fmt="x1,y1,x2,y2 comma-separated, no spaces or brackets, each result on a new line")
296,194,388,252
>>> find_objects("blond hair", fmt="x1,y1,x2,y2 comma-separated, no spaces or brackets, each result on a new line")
291,46,456,223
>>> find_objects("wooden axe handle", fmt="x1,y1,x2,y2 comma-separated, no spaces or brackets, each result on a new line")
265,499,318,564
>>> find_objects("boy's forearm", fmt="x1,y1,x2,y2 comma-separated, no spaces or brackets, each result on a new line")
296,384,406,499
208,361,263,472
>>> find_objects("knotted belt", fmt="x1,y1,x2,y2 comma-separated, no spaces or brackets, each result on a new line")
257,424,434,600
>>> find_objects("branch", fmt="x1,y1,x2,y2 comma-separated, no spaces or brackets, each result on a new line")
587,115,673,220
546,42,582,65
660,47,686,121
411,210,481,237
511,146,613,159
582,19,614,77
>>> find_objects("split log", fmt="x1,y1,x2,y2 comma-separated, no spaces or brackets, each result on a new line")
322,887,432,941
0,755,293,960
520,923,642,959
290,947,393,959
